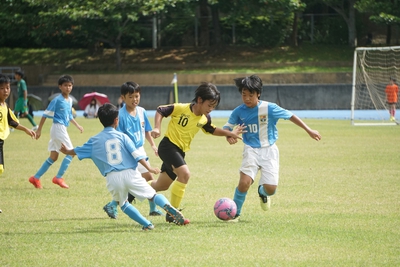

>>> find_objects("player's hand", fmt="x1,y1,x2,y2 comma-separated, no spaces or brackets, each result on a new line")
151,145,159,157
233,124,247,135
226,136,238,145
59,143,67,154
77,125,84,133
35,129,42,140
151,128,160,139
309,130,321,141
149,167,160,175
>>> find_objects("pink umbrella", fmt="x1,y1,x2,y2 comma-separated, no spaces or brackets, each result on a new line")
78,92,110,110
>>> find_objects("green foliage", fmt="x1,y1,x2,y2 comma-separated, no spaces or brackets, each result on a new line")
0,118,399,266
313,15,348,45
355,0,400,25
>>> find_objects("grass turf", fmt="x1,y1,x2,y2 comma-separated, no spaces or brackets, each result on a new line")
0,118,399,266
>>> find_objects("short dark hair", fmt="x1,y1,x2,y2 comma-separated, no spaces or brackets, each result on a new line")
58,74,74,85
0,74,10,85
192,82,221,107
234,75,263,98
98,103,119,127
121,81,141,96
15,70,24,77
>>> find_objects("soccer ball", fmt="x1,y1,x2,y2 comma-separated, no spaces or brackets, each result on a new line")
214,197,237,221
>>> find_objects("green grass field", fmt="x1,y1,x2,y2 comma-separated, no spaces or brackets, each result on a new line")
0,118,399,266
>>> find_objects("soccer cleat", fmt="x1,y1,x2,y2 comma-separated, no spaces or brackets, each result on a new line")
227,214,240,223
103,203,118,219
163,204,190,226
52,177,69,189
149,210,164,216
29,176,42,189
32,125,39,131
142,224,155,231
258,185,271,211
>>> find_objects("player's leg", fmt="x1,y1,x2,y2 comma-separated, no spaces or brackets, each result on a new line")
0,139,4,175
152,194,190,225
29,150,58,189
258,144,279,211
52,125,73,188
137,161,163,216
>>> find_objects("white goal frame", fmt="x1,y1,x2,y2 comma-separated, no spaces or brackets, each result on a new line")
351,46,400,126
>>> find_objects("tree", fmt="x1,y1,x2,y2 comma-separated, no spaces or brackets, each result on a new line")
355,0,400,45
322,0,357,47
25,0,183,70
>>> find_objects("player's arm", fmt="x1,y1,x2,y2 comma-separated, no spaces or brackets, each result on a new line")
151,105,173,139
35,116,47,140
138,158,160,174
70,118,84,133
60,143,77,156
289,114,321,141
145,131,158,156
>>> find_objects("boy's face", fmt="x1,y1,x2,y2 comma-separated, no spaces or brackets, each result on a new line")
121,92,140,110
241,88,260,108
59,82,73,95
14,74,21,81
0,82,11,102
197,98,218,116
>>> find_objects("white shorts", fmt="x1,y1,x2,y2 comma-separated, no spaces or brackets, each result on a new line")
240,144,280,186
48,123,73,152
106,168,156,207
136,146,150,174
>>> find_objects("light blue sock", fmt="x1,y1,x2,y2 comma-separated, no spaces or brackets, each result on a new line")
56,155,72,178
148,199,158,212
153,194,169,208
34,158,54,178
233,187,247,216
121,202,151,227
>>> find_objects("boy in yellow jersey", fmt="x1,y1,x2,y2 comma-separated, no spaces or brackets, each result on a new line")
150,82,244,222
0,74,36,212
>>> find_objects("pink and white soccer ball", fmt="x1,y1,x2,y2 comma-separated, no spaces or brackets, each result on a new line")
214,197,237,221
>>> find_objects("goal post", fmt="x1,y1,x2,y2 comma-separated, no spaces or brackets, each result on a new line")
351,46,400,126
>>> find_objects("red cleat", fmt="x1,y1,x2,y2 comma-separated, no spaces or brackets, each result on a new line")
52,177,69,189
29,176,42,189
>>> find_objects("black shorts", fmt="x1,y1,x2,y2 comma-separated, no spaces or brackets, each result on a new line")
158,137,186,180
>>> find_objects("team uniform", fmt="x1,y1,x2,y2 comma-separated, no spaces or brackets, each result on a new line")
43,94,75,151
117,105,152,174
74,127,155,205
385,83,399,104
74,126,189,229
14,79,28,113
223,101,293,186
157,103,217,180
0,103,20,168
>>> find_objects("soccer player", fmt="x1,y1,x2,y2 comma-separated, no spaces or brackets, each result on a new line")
60,103,190,230
150,82,244,222
385,77,399,121
223,75,321,222
29,75,84,189
13,70,38,130
103,81,163,219
0,74,36,175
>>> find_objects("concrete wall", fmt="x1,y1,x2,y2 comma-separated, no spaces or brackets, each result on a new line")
20,83,352,111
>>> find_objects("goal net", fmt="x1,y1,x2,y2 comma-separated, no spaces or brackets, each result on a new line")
351,46,400,126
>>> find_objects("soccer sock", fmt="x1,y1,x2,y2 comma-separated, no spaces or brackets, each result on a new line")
26,114,36,127
146,180,158,212
121,202,151,227
35,158,54,178
170,180,186,208
153,194,169,208
233,187,247,216
56,155,72,178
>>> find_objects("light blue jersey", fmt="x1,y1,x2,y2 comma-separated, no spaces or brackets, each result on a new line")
117,106,152,148
74,127,147,176
224,101,293,147
43,94,74,126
